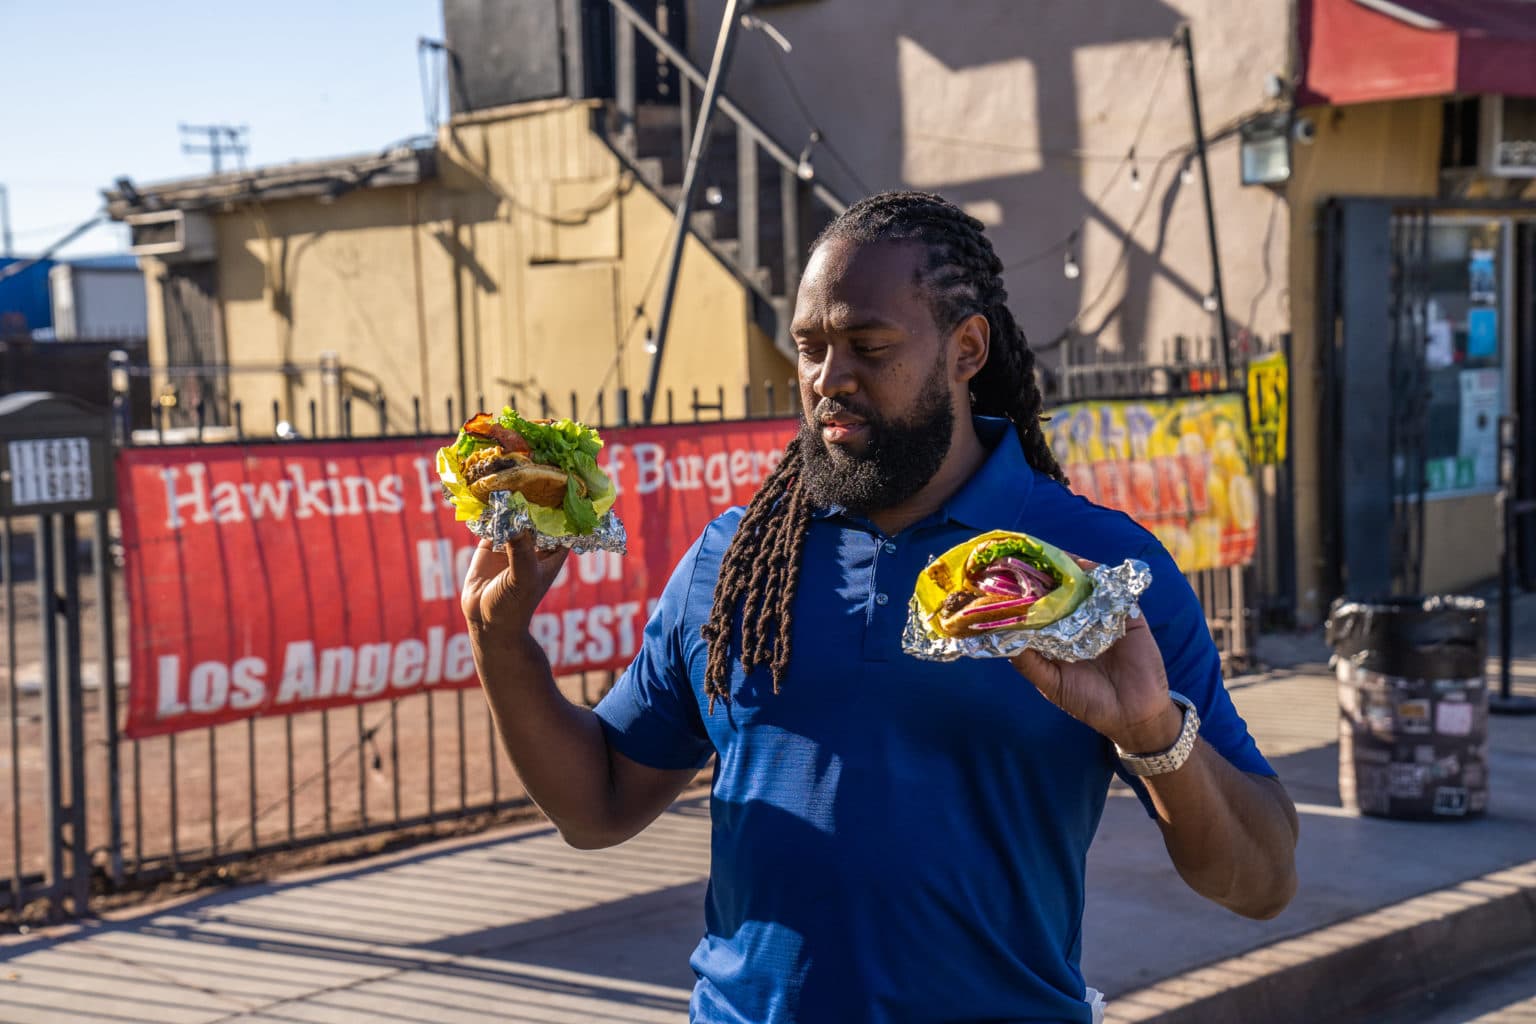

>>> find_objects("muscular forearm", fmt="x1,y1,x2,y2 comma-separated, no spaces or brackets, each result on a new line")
1132,725,1299,918
474,632,632,848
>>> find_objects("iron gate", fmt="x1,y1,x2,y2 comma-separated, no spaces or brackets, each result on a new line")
2,375,797,926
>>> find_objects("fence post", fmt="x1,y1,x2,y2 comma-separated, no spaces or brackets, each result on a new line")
36,516,64,921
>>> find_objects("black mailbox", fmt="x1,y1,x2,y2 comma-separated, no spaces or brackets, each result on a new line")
0,392,114,516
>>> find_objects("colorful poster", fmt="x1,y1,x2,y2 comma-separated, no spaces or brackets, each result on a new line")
1046,394,1259,573
118,419,799,738
1466,308,1499,359
1245,350,1288,465
1468,248,1497,304
1458,368,1501,490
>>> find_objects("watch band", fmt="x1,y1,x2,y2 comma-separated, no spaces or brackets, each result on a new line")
1115,691,1200,778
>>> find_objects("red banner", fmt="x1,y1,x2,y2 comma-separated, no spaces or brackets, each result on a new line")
120,419,798,738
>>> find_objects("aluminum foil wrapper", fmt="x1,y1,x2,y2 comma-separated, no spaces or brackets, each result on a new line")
902,559,1152,663
456,489,628,555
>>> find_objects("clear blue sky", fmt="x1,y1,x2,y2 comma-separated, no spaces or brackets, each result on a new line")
0,0,444,258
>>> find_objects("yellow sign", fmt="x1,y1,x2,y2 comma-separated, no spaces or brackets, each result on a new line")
1046,393,1259,573
1246,351,1288,465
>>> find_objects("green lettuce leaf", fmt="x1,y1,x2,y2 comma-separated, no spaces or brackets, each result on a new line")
496,408,603,474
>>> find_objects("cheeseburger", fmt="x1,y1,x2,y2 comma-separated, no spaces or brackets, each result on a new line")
443,408,614,535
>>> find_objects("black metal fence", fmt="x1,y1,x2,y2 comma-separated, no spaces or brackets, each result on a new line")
4,343,1289,924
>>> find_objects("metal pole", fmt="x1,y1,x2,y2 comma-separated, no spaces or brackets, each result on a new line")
37,516,64,921
1178,24,1233,386
1492,414,1536,714
0,184,12,258
641,0,753,424
59,516,89,915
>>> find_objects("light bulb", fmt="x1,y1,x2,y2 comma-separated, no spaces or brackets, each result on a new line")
1063,254,1081,280
643,330,659,355
1181,166,1196,186
1202,293,1219,312
796,130,820,182
704,185,724,206
1130,163,1142,192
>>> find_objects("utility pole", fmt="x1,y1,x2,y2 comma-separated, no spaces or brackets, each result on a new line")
0,183,12,257
1178,24,1232,385
179,123,249,174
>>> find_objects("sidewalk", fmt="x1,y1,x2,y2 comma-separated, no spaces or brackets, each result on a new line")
3,594,1535,1023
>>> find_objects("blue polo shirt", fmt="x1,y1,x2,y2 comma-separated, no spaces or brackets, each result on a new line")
595,417,1273,1023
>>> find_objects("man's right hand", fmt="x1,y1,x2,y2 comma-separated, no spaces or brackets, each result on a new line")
462,534,568,641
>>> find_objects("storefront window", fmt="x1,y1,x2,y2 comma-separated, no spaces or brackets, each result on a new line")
1416,220,1506,497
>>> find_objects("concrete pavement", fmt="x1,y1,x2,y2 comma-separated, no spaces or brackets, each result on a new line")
3,594,1535,1023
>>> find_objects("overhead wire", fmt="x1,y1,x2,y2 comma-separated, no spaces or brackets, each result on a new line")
747,14,873,196
1003,35,1178,273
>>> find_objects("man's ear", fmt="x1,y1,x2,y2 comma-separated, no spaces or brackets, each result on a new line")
951,313,990,384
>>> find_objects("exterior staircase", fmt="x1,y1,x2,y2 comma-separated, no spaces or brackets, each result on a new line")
597,0,848,359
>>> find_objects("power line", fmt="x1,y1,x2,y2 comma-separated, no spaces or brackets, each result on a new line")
746,14,873,195
1004,36,1179,273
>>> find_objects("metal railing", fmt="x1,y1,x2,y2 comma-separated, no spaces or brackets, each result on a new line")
604,0,846,329
2,376,807,927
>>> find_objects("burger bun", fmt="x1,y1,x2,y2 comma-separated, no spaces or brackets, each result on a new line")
468,463,581,507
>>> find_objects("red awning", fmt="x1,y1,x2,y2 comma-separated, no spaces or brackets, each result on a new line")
1299,0,1536,106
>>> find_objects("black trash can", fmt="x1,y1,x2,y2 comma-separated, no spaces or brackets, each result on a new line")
1326,595,1489,820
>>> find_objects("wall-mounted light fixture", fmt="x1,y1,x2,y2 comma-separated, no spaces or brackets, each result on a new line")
1239,110,1292,186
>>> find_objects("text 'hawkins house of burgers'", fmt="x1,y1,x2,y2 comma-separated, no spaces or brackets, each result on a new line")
151,439,787,532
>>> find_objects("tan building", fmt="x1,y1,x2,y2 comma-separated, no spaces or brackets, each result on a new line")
106,0,1536,624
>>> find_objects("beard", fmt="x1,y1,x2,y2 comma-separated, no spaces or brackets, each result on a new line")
797,359,956,514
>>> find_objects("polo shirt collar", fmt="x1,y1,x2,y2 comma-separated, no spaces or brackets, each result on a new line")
943,416,1036,531
805,416,1037,530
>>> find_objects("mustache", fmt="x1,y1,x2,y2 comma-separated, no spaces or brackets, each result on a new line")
811,397,877,424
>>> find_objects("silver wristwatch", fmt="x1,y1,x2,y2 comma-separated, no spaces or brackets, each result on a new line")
1115,691,1200,777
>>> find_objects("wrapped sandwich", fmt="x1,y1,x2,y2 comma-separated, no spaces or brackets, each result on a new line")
903,530,1150,663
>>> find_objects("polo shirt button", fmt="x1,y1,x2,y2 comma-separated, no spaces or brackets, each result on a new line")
875,593,889,606
882,541,897,555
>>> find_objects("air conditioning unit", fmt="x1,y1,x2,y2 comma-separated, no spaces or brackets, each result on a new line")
126,209,216,262
1480,95,1536,178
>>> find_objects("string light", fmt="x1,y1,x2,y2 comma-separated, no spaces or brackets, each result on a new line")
643,329,659,355
1181,165,1196,185
1063,232,1082,280
1128,147,1142,192
796,130,821,182
1202,293,1219,312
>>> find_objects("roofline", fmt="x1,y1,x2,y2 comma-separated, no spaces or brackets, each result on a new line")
102,141,438,219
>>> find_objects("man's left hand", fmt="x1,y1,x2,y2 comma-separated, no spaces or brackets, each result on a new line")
1009,558,1183,754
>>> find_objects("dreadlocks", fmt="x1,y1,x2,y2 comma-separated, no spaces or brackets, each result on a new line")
701,190,1067,709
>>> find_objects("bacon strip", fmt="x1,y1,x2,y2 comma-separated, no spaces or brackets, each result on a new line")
462,414,531,455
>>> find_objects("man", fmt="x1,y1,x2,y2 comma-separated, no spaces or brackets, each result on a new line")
463,191,1298,1023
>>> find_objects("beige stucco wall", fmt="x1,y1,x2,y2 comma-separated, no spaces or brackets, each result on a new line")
688,0,1294,362
148,100,782,438
1284,98,1444,622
